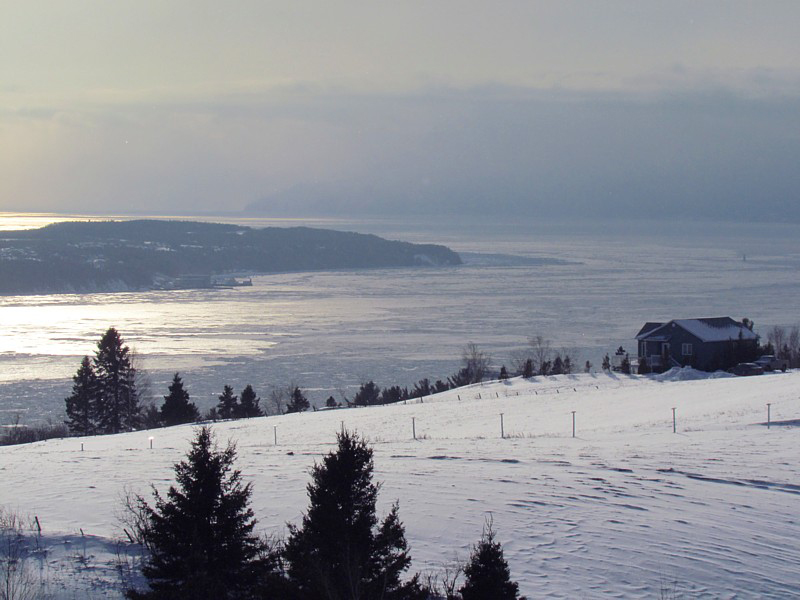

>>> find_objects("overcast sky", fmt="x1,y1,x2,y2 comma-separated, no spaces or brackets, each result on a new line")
2,1,799,220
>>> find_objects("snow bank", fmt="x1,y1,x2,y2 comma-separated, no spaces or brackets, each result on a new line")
1,371,799,598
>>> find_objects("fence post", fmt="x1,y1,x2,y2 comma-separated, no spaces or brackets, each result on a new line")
672,408,676,433
149,436,154,450
412,417,416,440
274,425,277,446
767,403,771,429
500,413,504,439
571,411,576,438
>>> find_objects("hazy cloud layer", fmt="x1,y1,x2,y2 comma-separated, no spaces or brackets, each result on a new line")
2,2,799,220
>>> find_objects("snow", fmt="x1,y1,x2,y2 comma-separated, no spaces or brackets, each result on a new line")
2,370,799,598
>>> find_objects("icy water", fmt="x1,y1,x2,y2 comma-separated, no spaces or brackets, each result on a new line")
1,214,799,424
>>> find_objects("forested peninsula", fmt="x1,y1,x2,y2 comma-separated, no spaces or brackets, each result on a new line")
0,220,462,295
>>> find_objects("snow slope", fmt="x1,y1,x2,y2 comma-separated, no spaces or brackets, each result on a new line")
1,370,799,598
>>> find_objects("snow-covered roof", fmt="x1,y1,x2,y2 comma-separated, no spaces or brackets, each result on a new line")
636,317,758,343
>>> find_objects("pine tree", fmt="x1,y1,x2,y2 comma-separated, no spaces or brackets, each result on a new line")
353,381,381,406
285,386,310,413
499,365,509,380
237,385,264,418
64,355,98,435
216,385,239,420
602,354,611,371
522,358,534,379
459,521,519,600
325,396,338,408
94,327,139,434
160,373,199,427
283,430,423,600
127,427,274,599
551,356,564,375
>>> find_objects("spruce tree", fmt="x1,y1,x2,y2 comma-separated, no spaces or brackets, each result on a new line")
64,355,98,435
127,427,273,600
499,365,509,380
283,430,423,600
459,522,519,600
522,358,534,379
94,327,139,434
160,373,199,427
216,385,239,420
238,385,264,418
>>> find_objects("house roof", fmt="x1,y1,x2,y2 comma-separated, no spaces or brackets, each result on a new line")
635,322,664,338
636,317,758,343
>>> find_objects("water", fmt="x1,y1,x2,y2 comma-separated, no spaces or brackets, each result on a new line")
1,213,798,424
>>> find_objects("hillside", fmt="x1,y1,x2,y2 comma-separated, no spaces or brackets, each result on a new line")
1,369,798,598
0,220,462,294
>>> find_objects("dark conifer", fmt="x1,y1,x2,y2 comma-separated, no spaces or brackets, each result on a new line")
285,386,310,413
551,356,564,375
216,385,239,420
160,373,199,427
94,327,139,434
238,385,264,418
602,354,611,371
353,381,381,406
522,358,534,379
283,430,423,599
325,395,338,408
127,427,274,599
499,365,510,380
64,355,98,435
459,521,519,600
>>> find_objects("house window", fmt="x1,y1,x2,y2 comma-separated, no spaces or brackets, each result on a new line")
682,343,693,356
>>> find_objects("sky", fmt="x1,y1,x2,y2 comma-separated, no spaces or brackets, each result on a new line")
2,1,800,221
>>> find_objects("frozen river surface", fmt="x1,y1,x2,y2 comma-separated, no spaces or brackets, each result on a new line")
1,216,799,424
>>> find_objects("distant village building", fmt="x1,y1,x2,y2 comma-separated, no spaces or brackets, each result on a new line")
635,317,758,372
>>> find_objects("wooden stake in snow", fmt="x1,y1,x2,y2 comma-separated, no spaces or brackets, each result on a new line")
412,417,416,440
149,436,154,449
274,426,277,445
767,403,772,429
672,408,677,433
81,442,84,452
500,413,505,439
571,411,576,438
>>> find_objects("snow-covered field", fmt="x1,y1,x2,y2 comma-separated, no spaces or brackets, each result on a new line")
1,369,799,598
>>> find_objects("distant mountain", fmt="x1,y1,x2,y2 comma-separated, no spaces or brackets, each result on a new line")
0,220,462,295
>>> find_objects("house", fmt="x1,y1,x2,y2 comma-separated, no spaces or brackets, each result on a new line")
635,317,758,372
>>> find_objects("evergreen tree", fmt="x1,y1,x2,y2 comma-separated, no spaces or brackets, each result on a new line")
551,356,564,375
237,385,264,418
601,354,611,371
216,385,239,420
353,381,381,406
498,365,509,380
620,354,631,375
379,385,405,405
94,327,139,434
127,427,274,600
283,430,423,600
522,358,534,379
285,386,310,413
563,355,572,375
64,355,98,435
432,379,451,394
160,373,199,427
459,522,519,600
325,395,338,408
584,360,592,373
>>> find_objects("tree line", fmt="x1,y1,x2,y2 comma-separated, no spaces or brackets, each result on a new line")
125,427,522,600
64,328,315,436
64,330,590,436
